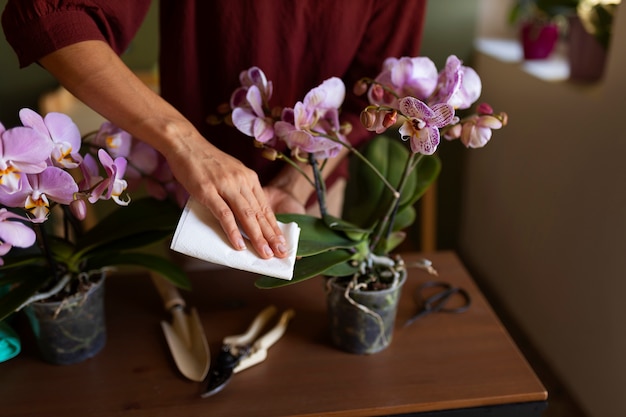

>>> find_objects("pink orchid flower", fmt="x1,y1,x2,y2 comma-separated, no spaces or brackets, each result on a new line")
459,114,504,148
275,77,346,160
19,108,83,169
0,123,53,193
3,166,80,223
97,149,129,205
398,97,455,155
432,55,482,110
231,85,276,143
92,121,133,158
0,208,36,265
368,56,438,107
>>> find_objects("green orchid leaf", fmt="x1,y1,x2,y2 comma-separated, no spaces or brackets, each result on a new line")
276,213,361,256
255,249,354,289
86,252,191,290
398,154,441,211
79,229,173,258
322,259,360,277
0,254,46,275
322,213,371,241
74,197,180,256
343,134,441,235
0,268,51,321
377,231,407,255
392,205,416,233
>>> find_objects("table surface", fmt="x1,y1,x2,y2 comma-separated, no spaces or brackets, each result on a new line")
0,251,547,417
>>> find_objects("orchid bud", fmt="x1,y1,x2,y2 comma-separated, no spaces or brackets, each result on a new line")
271,106,283,119
353,80,368,96
217,102,231,115
340,122,353,136
477,102,493,115
261,148,278,161
382,110,397,129
360,107,377,131
206,114,221,126
443,123,462,140
69,199,87,221
370,84,384,102
498,112,509,126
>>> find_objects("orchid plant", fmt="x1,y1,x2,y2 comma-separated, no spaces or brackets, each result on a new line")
227,55,507,289
0,109,188,321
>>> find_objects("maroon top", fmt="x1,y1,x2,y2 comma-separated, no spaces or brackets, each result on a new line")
2,0,427,184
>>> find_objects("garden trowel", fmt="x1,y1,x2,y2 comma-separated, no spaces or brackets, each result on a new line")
151,273,210,382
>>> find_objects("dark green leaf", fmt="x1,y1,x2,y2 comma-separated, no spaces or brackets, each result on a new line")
74,197,180,256
0,270,51,321
86,252,191,290
276,213,362,256
255,249,354,288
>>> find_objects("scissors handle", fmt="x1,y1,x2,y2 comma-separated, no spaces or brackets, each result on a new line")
404,281,471,327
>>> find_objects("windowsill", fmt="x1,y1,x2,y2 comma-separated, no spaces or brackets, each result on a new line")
474,37,570,82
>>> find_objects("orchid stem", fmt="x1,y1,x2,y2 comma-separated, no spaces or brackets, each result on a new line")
369,153,422,252
309,154,328,217
325,134,399,198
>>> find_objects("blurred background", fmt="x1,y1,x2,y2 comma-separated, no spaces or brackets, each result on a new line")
1,1,623,416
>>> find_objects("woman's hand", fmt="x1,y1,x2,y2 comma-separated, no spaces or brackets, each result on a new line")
167,135,289,259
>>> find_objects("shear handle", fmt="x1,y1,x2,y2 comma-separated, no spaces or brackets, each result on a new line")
234,309,295,373
223,305,277,348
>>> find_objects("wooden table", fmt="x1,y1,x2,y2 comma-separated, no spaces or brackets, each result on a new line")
0,252,547,416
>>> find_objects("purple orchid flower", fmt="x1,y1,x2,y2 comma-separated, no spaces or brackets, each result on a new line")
0,166,80,223
97,149,129,206
432,55,482,110
398,97,455,155
275,77,346,160
0,208,36,265
92,121,133,159
368,56,438,107
0,123,53,193
19,108,83,169
231,85,276,143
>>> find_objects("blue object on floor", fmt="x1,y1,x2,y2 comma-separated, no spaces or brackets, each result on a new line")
0,320,21,362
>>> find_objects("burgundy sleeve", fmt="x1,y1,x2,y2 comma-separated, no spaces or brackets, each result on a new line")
1,0,151,68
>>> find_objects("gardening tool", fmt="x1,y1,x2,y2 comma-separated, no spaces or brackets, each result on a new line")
201,305,295,398
404,280,471,327
151,272,210,382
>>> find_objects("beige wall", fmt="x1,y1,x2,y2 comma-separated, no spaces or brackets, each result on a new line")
461,3,626,416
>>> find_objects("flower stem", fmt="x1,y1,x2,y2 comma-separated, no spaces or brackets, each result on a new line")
324,134,400,198
369,153,422,252
309,154,327,217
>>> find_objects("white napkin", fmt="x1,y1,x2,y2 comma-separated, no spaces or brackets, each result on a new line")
170,197,300,280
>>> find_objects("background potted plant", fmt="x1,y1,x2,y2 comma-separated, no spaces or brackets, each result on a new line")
509,0,581,59
0,109,188,364
226,56,508,354
567,0,621,81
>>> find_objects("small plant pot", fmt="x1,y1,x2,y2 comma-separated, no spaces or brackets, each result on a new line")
520,21,560,60
326,268,407,354
567,16,607,82
24,274,107,365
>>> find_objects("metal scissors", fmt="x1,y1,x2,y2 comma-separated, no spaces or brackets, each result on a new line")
404,280,471,327
201,305,294,398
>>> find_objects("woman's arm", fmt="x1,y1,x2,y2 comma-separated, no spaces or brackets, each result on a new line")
39,40,288,259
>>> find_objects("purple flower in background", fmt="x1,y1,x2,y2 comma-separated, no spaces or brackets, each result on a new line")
0,123,52,193
0,209,36,265
19,108,83,168
368,56,438,107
